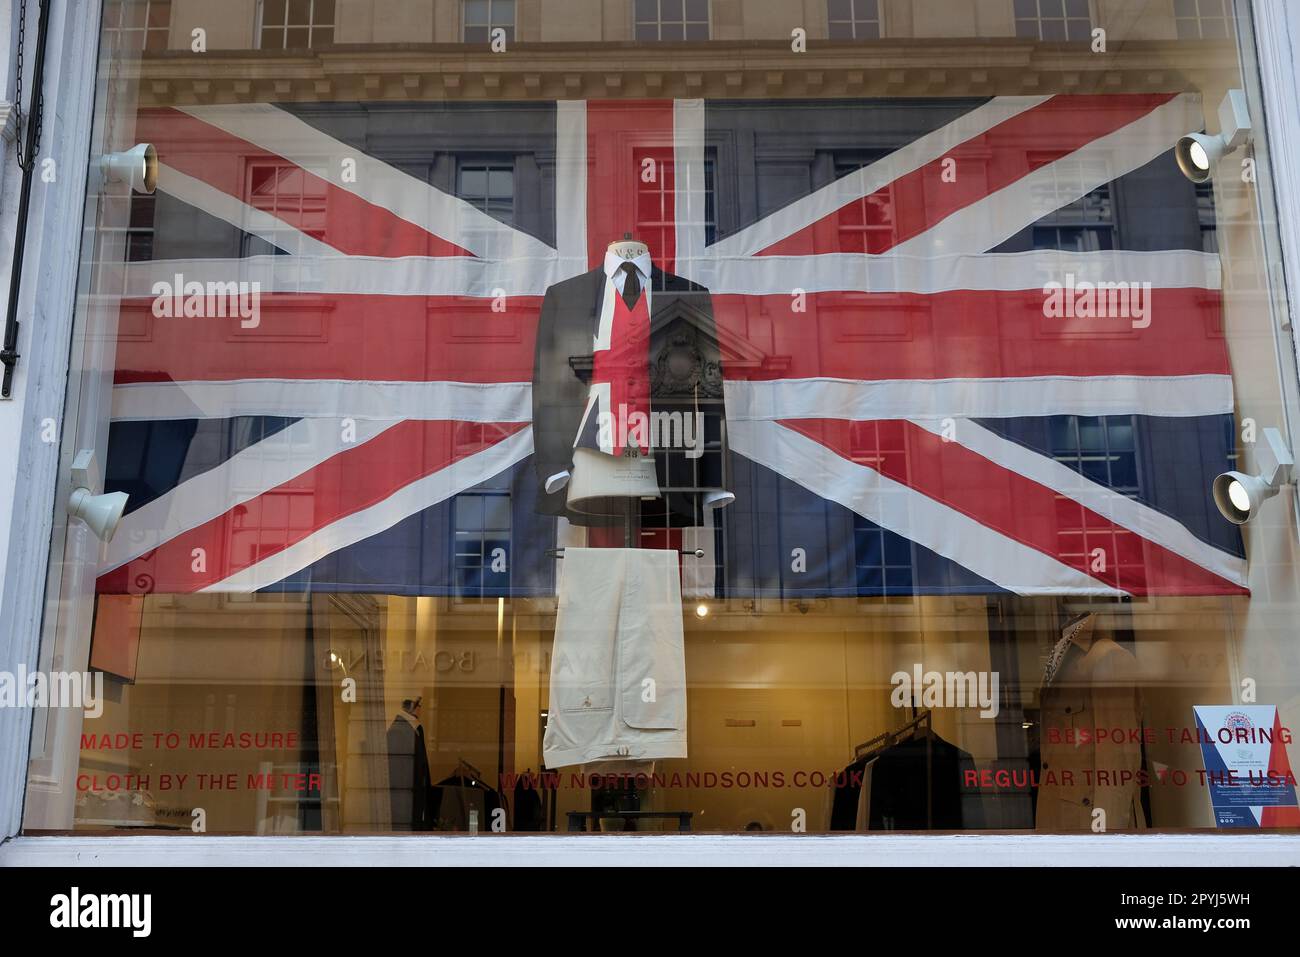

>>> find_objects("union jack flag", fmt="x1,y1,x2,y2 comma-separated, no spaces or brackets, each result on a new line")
97,93,1247,599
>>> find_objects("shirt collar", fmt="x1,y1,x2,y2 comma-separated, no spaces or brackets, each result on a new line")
603,249,652,284
397,709,420,731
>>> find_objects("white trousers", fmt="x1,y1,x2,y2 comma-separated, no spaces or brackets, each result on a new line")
543,548,688,768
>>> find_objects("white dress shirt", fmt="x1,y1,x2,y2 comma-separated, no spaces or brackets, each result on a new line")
603,249,652,312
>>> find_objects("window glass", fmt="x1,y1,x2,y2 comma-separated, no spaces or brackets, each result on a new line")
828,0,880,40
22,0,1300,838
635,0,709,41
260,0,334,49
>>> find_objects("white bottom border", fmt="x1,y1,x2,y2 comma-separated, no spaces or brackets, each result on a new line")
2,833,1299,867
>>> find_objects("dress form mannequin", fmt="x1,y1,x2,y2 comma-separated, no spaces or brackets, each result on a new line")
1035,612,1147,831
607,234,649,261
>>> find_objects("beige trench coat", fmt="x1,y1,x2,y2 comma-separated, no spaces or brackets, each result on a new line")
1036,621,1148,832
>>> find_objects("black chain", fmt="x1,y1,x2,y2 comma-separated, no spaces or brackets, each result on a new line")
13,0,25,168
13,0,43,172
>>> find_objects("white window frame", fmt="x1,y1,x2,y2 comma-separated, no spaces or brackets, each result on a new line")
5,0,1300,865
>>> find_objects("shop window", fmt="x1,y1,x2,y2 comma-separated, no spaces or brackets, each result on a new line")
1014,0,1092,42
33,0,1297,845
456,159,516,224
104,0,172,53
453,492,512,600
634,148,717,255
463,0,516,43
633,0,710,42
1175,0,1234,40
258,0,335,50
826,0,880,40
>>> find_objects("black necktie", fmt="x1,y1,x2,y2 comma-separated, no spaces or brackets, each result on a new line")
619,262,641,309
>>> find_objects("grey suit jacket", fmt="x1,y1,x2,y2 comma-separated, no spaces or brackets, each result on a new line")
527,265,727,526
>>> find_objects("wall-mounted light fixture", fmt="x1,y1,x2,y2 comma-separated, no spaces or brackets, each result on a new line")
100,143,158,195
1213,427,1294,525
1176,89,1251,184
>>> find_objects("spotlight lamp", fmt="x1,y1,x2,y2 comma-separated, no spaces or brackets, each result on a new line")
1176,89,1252,184
67,449,129,543
100,143,158,195
1213,428,1294,525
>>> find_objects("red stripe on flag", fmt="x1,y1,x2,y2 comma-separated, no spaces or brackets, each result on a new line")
113,287,1225,387
96,420,526,594
138,108,474,260
584,100,678,270
757,94,1177,257
781,418,1247,596
113,295,540,385
713,288,1228,381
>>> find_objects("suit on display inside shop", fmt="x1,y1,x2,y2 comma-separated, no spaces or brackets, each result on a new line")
386,698,432,831
525,243,730,527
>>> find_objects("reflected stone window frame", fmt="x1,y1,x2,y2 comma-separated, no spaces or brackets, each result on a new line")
463,0,516,44
1175,0,1235,40
257,0,337,51
633,0,711,42
826,0,881,41
1013,0,1092,43
103,0,173,54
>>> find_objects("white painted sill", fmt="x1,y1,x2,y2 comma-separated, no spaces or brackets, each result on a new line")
2,833,1299,866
